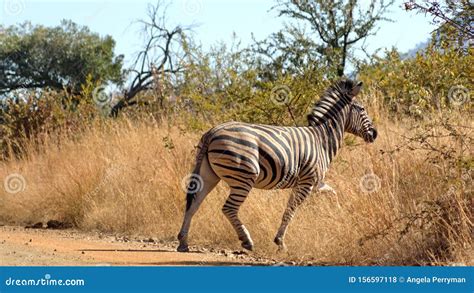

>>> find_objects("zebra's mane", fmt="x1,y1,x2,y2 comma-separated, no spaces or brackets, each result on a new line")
307,79,356,126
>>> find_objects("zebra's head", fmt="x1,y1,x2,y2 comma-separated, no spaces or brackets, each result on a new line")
308,79,377,143
323,79,377,143
345,100,378,143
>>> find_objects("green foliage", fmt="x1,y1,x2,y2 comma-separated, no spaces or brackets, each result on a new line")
0,2,471,159
0,20,123,95
168,40,329,127
121,29,470,129
249,24,327,80
0,90,96,159
260,0,394,77
404,0,473,42
358,44,472,114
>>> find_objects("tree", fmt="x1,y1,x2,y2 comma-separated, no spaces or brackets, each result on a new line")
0,20,123,95
404,1,473,46
262,0,394,77
111,2,190,116
249,24,325,81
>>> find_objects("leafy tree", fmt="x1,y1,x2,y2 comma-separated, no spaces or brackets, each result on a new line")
358,44,472,114
253,0,394,78
404,1,473,40
0,20,124,95
249,24,325,81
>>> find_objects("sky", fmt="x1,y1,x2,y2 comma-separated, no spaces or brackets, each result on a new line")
0,0,438,67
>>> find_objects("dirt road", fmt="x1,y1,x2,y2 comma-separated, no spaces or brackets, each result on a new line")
0,226,272,266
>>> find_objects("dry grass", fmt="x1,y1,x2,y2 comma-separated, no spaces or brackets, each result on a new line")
0,111,472,266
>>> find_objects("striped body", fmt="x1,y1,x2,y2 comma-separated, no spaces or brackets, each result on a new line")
206,122,337,190
177,79,377,252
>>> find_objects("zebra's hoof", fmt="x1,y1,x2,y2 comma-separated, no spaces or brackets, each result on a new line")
274,236,283,246
177,244,189,252
241,241,254,251
276,243,287,253
274,237,287,252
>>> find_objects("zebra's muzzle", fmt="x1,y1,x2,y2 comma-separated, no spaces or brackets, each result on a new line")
365,128,378,143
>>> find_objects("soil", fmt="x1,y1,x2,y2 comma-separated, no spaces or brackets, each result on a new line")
0,226,274,266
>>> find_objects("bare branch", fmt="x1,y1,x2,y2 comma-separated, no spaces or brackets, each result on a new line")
404,1,474,39
111,1,192,116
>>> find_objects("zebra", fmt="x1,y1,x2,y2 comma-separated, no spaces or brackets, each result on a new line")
177,79,378,252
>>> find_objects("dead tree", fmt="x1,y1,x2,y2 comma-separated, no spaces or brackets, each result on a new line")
111,2,189,116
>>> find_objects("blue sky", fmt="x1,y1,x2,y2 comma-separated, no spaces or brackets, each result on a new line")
1,0,437,66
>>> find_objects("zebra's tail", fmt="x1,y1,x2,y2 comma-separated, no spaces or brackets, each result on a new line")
185,129,213,211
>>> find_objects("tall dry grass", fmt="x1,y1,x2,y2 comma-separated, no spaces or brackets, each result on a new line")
0,109,472,265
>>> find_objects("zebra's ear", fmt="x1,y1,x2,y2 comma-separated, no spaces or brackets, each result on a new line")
350,81,363,97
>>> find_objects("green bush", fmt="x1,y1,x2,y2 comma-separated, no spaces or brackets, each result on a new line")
0,90,96,159
358,44,472,115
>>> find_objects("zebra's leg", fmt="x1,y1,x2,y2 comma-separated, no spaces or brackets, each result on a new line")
177,157,220,252
317,182,337,195
274,184,314,251
222,187,254,251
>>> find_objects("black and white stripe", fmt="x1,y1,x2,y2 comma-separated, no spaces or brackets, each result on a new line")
177,79,377,252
